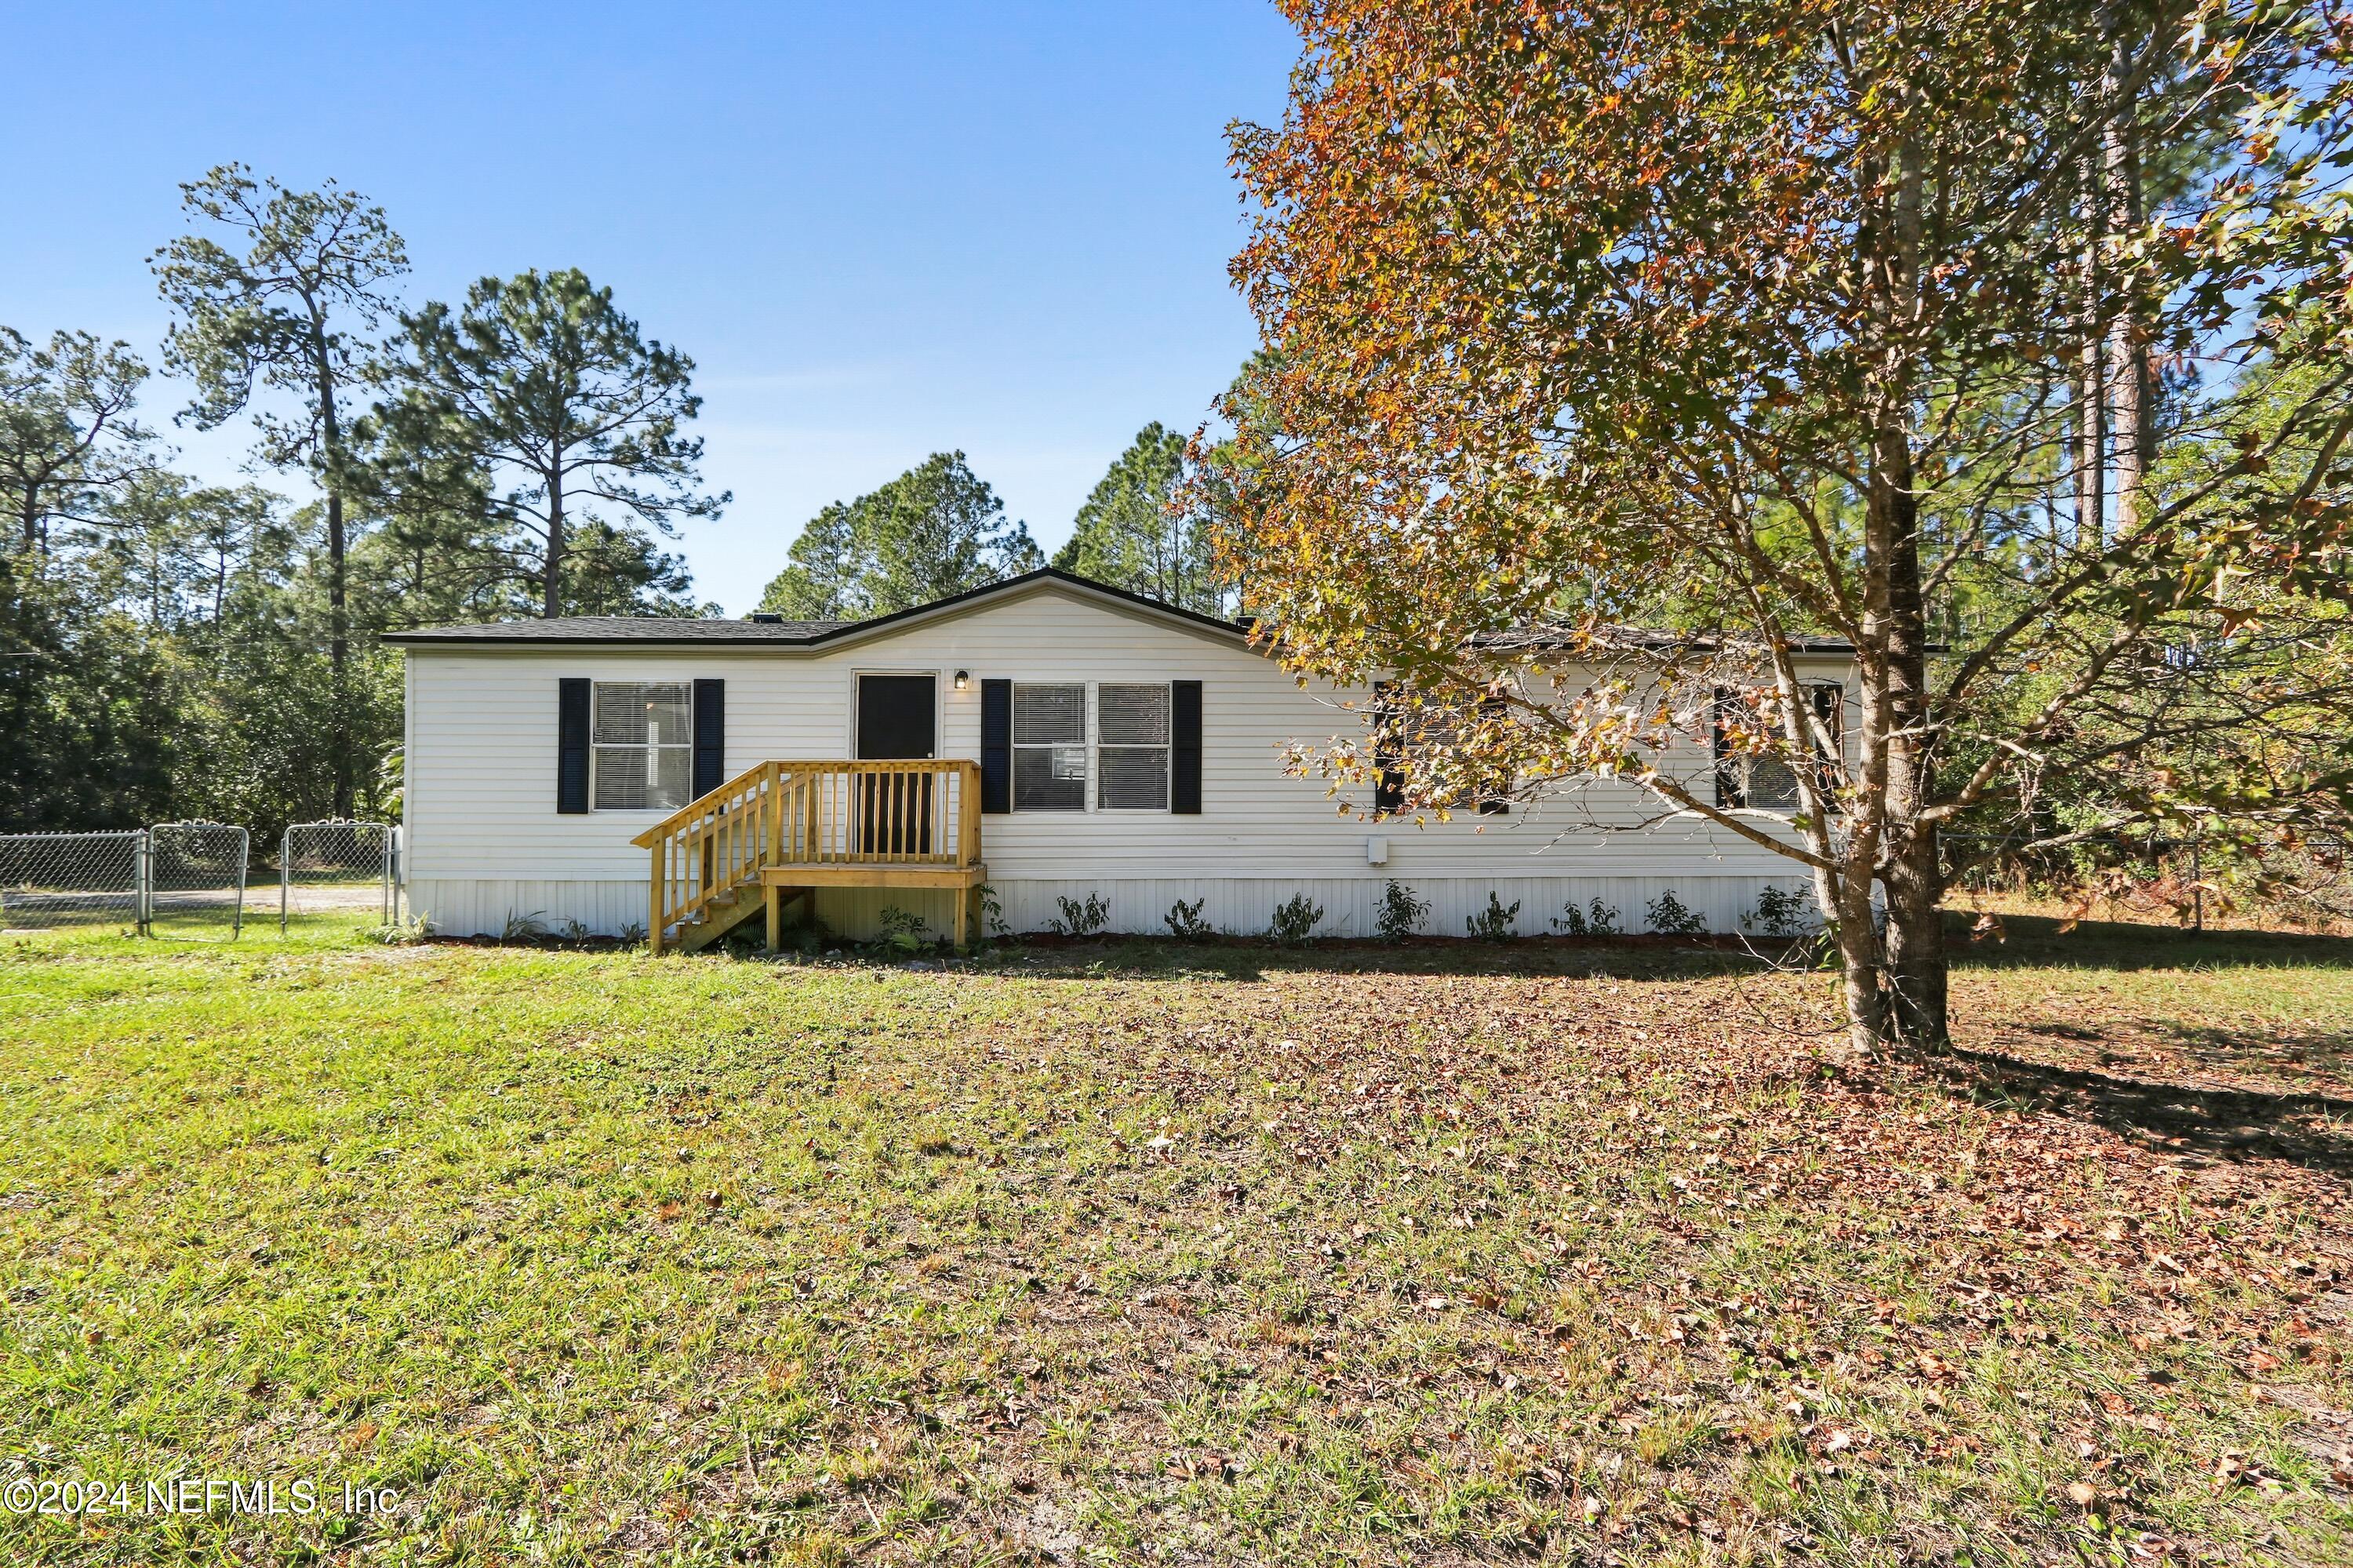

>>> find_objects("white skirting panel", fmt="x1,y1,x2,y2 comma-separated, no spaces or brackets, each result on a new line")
406,879,654,940
980,875,1810,940
409,875,1820,940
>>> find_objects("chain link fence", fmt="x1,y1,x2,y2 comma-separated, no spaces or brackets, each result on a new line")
1,820,398,940
145,821,251,940
281,820,398,930
0,831,145,931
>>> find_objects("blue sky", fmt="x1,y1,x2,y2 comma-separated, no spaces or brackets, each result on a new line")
3,2,1297,613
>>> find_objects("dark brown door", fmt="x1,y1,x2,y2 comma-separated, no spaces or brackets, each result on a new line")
856,675,936,855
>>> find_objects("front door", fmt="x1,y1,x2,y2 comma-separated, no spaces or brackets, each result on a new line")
856,675,936,855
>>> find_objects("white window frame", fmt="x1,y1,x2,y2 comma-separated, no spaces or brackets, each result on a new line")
1003,680,1180,814
1010,681,1091,813
1714,680,1844,815
1094,682,1173,812
591,679,694,813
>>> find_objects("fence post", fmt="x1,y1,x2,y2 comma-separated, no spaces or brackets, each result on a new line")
135,829,151,937
2191,821,2205,934
231,827,246,941
281,826,292,935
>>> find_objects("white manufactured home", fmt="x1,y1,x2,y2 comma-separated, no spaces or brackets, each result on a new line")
386,569,1848,948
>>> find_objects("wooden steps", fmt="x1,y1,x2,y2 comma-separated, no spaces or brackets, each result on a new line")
633,759,984,956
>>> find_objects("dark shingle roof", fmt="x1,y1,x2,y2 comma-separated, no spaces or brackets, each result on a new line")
383,614,848,646
1474,625,1858,654
380,569,1249,648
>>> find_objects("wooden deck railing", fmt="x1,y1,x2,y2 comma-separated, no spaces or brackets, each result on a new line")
630,759,982,954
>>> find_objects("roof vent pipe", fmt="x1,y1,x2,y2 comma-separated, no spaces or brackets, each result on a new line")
747,612,784,624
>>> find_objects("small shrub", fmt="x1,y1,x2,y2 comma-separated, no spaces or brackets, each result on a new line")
1646,890,1707,936
1465,891,1521,940
976,882,1010,940
618,921,646,946
1268,893,1324,944
363,916,431,946
1553,897,1621,937
1376,879,1429,940
1165,897,1215,940
874,904,930,955
1049,892,1111,938
500,911,547,943
558,918,593,944
1744,883,1817,938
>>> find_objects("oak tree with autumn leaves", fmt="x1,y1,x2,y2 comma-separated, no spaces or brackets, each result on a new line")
1213,1,2353,1057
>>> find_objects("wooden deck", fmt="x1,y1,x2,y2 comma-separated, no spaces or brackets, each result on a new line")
631,759,984,954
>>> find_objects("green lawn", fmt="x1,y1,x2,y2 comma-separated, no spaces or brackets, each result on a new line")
2,918,2348,1564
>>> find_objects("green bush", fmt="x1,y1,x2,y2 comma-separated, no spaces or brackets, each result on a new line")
1552,897,1622,937
1645,890,1707,936
1376,879,1430,940
1268,893,1324,944
1048,893,1111,938
1465,891,1521,940
875,904,931,955
1165,897,1215,940
1744,883,1816,938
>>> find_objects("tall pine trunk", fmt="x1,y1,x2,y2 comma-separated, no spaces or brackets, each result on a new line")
2074,118,2108,554
315,342,353,820
542,439,566,620
2103,31,2152,530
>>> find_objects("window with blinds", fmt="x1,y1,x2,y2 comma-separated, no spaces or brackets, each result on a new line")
1013,683,1087,810
1715,682,1842,812
593,682,693,810
1096,684,1170,809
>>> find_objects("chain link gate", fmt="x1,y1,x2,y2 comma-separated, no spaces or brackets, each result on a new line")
281,820,397,930
0,831,146,931
144,819,250,941
146,821,251,940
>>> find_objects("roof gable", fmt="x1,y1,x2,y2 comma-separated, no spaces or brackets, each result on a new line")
380,569,1247,650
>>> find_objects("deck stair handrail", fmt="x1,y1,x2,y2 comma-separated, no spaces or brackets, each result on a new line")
631,759,981,954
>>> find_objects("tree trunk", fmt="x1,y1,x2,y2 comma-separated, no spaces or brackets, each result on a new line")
2103,31,2152,530
316,347,353,820
543,449,566,619
1864,129,1951,1054
1826,864,1888,1062
2074,139,2108,553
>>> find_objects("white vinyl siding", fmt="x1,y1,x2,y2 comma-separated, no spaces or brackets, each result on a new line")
1013,682,1087,811
399,580,1857,937
1096,683,1170,810
593,682,692,811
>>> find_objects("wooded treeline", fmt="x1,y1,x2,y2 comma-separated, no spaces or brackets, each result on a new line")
2,168,729,840
4,166,1242,840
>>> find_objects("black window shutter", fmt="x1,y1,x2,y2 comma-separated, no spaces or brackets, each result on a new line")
692,678,725,798
1170,680,1202,814
980,679,1012,813
1807,682,1843,802
1372,681,1403,814
1477,693,1510,815
1809,682,1843,748
557,678,591,814
1711,687,1744,809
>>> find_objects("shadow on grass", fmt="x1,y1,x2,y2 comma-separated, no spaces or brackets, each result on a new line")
1923,1042,2353,1178
1947,909,2353,973
973,934,1777,985
989,913,2353,983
